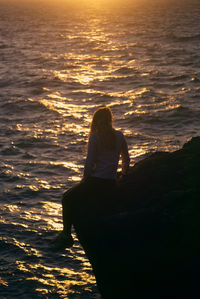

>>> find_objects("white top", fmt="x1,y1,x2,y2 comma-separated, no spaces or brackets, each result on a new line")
84,130,130,180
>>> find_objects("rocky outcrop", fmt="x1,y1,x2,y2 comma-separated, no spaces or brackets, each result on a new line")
72,137,200,299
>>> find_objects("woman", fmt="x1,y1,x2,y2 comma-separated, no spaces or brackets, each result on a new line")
55,106,130,249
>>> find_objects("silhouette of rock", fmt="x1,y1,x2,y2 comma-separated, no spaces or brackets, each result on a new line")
72,137,200,299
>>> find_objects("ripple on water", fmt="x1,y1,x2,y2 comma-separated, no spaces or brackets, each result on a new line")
1,0,200,297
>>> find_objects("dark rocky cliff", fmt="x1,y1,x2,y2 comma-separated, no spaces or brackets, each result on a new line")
72,137,200,299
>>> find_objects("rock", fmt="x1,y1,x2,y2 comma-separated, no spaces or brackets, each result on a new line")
72,137,200,299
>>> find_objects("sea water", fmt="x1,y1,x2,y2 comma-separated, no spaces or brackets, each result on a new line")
0,0,200,297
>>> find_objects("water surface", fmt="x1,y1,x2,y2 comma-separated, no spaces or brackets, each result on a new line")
0,0,200,297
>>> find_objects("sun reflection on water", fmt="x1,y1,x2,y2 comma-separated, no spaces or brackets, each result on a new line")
1,0,194,297
0,278,8,287
15,259,96,297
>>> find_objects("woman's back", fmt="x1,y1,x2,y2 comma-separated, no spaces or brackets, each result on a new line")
84,129,129,180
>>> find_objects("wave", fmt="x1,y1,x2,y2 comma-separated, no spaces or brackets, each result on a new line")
113,66,135,75
169,74,188,81
0,98,60,118
14,136,58,149
1,146,21,156
170,32,200,42
0,170,22,184
0,238,25,255
0,79,13,88
167,106,200,120
124,103,197,127
190,77,200,83
0,43,8,49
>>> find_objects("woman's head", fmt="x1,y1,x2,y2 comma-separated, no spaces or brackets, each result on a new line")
90,106,113,133
90,106,116,150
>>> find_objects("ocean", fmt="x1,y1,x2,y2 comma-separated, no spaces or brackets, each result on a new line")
0,0,200,297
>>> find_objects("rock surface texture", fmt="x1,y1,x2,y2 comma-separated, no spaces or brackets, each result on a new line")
72,137,200,299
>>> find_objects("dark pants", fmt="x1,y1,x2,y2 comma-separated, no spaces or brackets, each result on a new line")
62,177,116,235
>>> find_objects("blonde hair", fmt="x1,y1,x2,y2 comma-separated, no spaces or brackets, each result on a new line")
89,106,116,150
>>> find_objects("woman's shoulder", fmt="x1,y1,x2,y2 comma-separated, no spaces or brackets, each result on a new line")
114,129,125,139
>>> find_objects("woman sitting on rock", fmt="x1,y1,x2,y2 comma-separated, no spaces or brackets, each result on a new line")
55,106,130,249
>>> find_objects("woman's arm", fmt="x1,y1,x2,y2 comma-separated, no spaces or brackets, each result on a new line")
120,136,130,176
83,134,97,179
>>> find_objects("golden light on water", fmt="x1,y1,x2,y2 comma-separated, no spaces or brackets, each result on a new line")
1,0,194,297
30,1,156,171
0,278,8,287
15,261,97,297
44,0,127,10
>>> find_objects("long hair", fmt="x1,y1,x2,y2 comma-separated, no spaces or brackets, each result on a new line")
89,106,116,150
